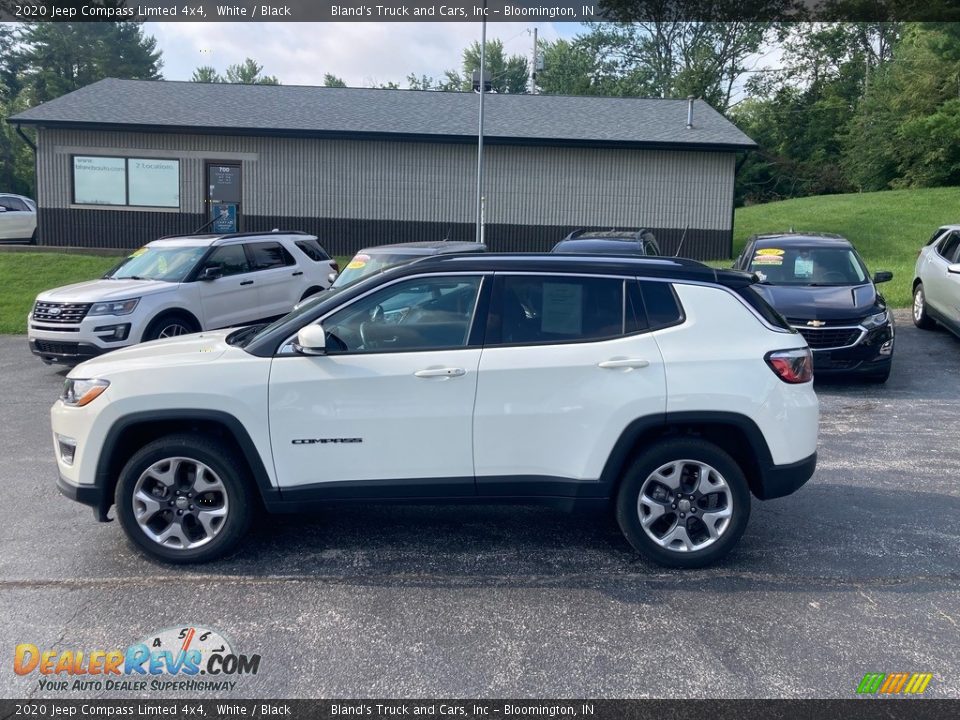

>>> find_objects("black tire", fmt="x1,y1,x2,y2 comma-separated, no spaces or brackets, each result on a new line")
115,434,253,563
913,283,936,330
615,438,751,569
142,311,198,342
300,286,323,302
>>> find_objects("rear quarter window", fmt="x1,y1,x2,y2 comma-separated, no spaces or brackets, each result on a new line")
736,285,794,331
639,281,685,329
295,239,331,262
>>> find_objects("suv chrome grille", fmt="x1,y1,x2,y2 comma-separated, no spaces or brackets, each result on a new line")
33,302,91,324
795,326,862,350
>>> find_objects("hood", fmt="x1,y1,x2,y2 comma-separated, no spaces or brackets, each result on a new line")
70,329,233,377
753,283,883,322
37,278,176,303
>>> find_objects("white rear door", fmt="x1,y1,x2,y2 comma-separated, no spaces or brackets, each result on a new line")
473,274,667,491
247,241,302,317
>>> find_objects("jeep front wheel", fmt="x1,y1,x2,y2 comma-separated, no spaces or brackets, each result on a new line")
616,438,751,568
115,434,252,563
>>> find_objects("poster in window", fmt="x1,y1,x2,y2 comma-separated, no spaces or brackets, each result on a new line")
73,156,126,205
128,158,180,207
210,203,238,233
541,282,583,336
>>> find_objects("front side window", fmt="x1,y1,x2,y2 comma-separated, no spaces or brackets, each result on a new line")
322,275,482,353
202,245,250,277
248,242,295,270
488,275,626,346
106,245,207,282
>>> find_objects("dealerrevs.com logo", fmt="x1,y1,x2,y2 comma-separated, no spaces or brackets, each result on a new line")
14,626,261,693
856,672,934,695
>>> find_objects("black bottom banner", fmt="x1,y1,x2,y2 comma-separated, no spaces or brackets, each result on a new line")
1,700,958,720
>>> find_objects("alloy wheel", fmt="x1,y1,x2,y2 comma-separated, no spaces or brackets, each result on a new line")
157,323,191,338
913,289,924,324
131,457,229,550
637,459,733,552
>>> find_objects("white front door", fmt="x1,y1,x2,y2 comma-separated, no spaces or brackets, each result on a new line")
269,274,485,492
195,243,259,328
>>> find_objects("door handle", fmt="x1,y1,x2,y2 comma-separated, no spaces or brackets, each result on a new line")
598,358,650,369
414,367,466,378
292,271,303,276
240,280,254,286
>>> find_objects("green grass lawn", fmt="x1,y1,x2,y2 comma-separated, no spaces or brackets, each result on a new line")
728,187,960,307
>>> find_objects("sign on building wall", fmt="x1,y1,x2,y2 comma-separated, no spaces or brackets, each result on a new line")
73,156,126,205
128,158,180,207
72,155,180,208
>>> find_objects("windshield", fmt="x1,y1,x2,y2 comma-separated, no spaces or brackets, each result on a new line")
106,245,207,282
332,251,414,288
238,284,353,348
748,246,868,286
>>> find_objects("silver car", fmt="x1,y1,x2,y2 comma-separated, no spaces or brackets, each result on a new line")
0,193,37,244
913,224,960,336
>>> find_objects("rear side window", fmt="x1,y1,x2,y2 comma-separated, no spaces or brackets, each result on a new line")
488,275,625,345
736,285,793,331
295,239,331,262
938,233,960,263
927,228,948,245
248,241,295,270
639,281,684,329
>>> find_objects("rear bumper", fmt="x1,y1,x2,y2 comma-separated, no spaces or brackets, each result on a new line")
755,452,817,500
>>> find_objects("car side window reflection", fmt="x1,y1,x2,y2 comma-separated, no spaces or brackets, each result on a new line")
203,245,250,277
322,276,482,353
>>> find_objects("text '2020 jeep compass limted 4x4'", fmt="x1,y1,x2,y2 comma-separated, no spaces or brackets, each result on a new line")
52,254,819,568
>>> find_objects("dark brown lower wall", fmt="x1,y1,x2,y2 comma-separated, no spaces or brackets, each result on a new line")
37,208,733,260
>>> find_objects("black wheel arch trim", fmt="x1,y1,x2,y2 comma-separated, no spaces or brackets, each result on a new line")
94,409,278,520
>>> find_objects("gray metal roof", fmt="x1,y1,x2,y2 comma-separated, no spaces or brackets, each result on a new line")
8,78,756,150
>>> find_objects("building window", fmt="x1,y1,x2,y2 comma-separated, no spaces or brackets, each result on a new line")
72,155,180,208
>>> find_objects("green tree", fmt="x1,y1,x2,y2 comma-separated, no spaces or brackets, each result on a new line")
323,73,347,87
191,66,222,83
224,58,279,85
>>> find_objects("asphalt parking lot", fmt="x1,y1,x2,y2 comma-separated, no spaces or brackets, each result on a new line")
0,309,958,699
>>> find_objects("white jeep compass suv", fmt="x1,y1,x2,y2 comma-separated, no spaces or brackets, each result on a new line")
29,231,336,364
51,254,819,568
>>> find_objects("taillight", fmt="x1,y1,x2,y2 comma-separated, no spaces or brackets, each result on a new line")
765,348,813,383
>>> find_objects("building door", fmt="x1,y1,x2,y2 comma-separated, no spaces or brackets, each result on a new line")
205,162,242,233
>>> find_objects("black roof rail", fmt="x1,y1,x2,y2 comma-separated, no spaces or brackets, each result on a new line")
155,230,316,241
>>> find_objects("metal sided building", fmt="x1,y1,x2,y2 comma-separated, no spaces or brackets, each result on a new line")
9,78,756,259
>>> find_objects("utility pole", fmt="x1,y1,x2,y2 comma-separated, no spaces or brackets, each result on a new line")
529,27,538,94
475,4,486,244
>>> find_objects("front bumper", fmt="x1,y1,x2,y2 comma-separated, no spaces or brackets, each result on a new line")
57,472,111,521
803,324,894,376
29,339,106,365
755,452,817,500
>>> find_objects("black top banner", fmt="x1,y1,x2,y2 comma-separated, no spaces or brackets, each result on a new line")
2,0,960,22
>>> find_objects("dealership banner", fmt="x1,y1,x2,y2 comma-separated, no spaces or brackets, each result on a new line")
0,700,958,719
2,0,959,22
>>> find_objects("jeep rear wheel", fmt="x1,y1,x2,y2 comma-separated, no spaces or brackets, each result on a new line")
616,438,751,568
115,435,252,563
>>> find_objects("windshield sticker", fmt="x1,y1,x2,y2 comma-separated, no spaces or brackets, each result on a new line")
795,257,814,277
755,248,784,256
753,254,783,266
129,247,148,257
346,260,366,270
540,282,583,335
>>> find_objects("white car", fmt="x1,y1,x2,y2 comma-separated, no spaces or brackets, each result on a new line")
913,224,960,337
0,193,37,243
29,231,336,364
51,254,819,568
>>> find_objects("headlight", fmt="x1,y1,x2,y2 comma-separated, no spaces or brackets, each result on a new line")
88,298,140,316
61,378,110,407
862,310,890,329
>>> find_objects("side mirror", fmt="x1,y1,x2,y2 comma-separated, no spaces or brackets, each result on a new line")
327,272,338,285
873,271,893,283
198,266,222,281
293,324,326,356
948,264,960,275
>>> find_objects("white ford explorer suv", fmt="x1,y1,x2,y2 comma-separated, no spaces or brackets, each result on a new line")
51,254,819,568
29,231,336,364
